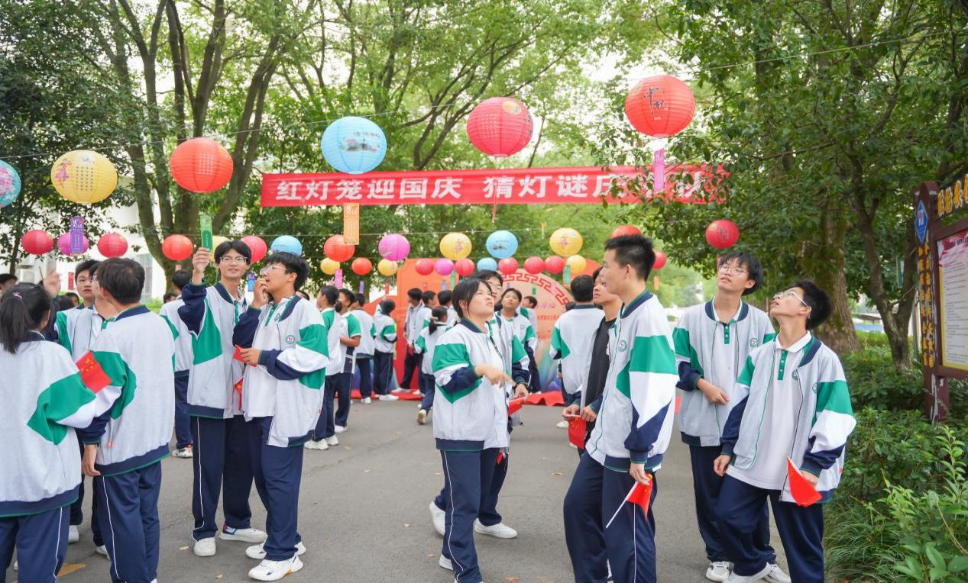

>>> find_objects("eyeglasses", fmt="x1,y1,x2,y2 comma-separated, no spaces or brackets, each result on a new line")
220,256,248,265
774,289,808,307
259,265,288,277
718,264,748,276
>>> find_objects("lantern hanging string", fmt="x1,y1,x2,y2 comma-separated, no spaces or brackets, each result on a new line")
0,28,942,162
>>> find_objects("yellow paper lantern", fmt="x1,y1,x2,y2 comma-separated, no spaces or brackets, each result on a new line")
377,258,398,276
566,254,587,274
550,228,583,257
320,257,340,275
51,150,118,204
211,236,228,250
439,232,472,261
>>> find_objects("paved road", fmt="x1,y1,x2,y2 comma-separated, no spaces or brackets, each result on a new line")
11,398,786,582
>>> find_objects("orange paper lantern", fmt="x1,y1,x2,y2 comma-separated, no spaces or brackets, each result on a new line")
169,137,234,193
324,234,355,262
351,257,373,276
625,76,695,138
163,234,194,261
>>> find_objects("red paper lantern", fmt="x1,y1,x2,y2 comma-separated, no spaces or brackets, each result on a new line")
169,137,234,193
163,234,194,261
625,76,696,138
97,233,128,258
241,235,267,263
705,219,739,250
415,258,435,276
454,258,475,277
653,250,667,270
611,225,642,239
498,257,519,275
351,257,373,276
524,256,545,274
545,255,565,274
466,97,534,157
22,229,53,255
324,234,355,263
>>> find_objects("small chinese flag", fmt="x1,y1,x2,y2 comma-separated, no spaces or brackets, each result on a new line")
76,351,110,394
233,345,244,362
787,457,822,507
507,398,525,417
568,417,587,449
628,478,653,515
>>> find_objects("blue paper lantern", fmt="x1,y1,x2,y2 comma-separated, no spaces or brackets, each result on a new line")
271,235,303,256
320,117,387,174
486,230,518,259
477,257,498,272
0,161,22,209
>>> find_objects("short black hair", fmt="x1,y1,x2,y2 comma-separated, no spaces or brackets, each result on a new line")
501,288,522,302
171,269,192,291
75,259,100,278
471,270,502,285
604,234,656,281
720,251,764,296
422,290,436,304
296,290,311,300
96,258,145,305
318,285,339,307
356,292,367,306
64,292,79,302
0,283,52,353
264,252,309,291
792,279,833,330
0,274,17,286
592,267,603,281
338,288,356,306
523,295,537,307
163,292,177,303
57,295,77,311
437,290,452,306
565,301,576,311
452,278,486,320
570,275,594,302
379,299,396,315
407,288,422,301
215,240,252,264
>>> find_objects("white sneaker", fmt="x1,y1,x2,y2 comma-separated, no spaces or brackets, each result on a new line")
68,524,80,543
474,519,517,539
248,556,303,582
429,501,445,537
362,397,372,404
415,391,425,397
556,420,569,429
379,394,399,401
417,409,427,425
95,544,108,557
725,564,772,583
304,439,329,451
706,561,731,582
193,537,217,557
325,435,339,446
391,388,406,394
764,563,791,583
171,445,193,458
246,541,307,560
438,554,453,571
220,526,268,543
335,425,347,434
13,560,17,571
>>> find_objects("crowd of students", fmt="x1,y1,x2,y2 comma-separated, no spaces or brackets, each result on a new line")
0,232,855,583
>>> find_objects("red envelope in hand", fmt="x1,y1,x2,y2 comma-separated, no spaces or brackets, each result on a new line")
233,345,244,362
787,457,822,507
568,416,587,449
507,398,525,417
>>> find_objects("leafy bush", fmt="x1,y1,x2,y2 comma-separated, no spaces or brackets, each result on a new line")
842,346,925,412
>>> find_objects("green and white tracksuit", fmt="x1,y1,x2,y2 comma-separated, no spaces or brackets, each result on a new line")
0,334,97,516
320,307,343,377
415,322,448,375
351,308,375,358
674,300,775,446
550,304,605,398
54,305,109,361
585,292,678,472
373,313,398,353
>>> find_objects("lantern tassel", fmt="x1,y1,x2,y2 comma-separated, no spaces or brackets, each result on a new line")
653,148,666,194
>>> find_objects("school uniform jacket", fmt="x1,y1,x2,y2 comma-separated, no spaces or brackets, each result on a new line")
0,334,97,516
415,322,448,376
674,300,775,446
585,292,678,472
339,312,362,373
233,296,330,447
720,336,855,503
351,308,376,357
373,313,397,354
550,304,605,396
77,306,176,476
159,298,194,376
488,316,530,386
321,308,343,377
54,305,109,361
179,282,247,418
432,320,509,451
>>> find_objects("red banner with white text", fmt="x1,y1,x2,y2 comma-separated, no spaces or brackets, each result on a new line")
260,164,727,207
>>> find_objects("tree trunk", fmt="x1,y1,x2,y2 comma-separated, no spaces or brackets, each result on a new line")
803,206,861,354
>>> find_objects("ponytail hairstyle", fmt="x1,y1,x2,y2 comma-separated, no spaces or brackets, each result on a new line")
429,306,449,335
0,284,52,354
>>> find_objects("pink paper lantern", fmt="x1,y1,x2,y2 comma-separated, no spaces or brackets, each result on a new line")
97,233,128,258
435,258,455,276
57,233,89,256
378,233,410,262
524,256,545,274
241,235,268,263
